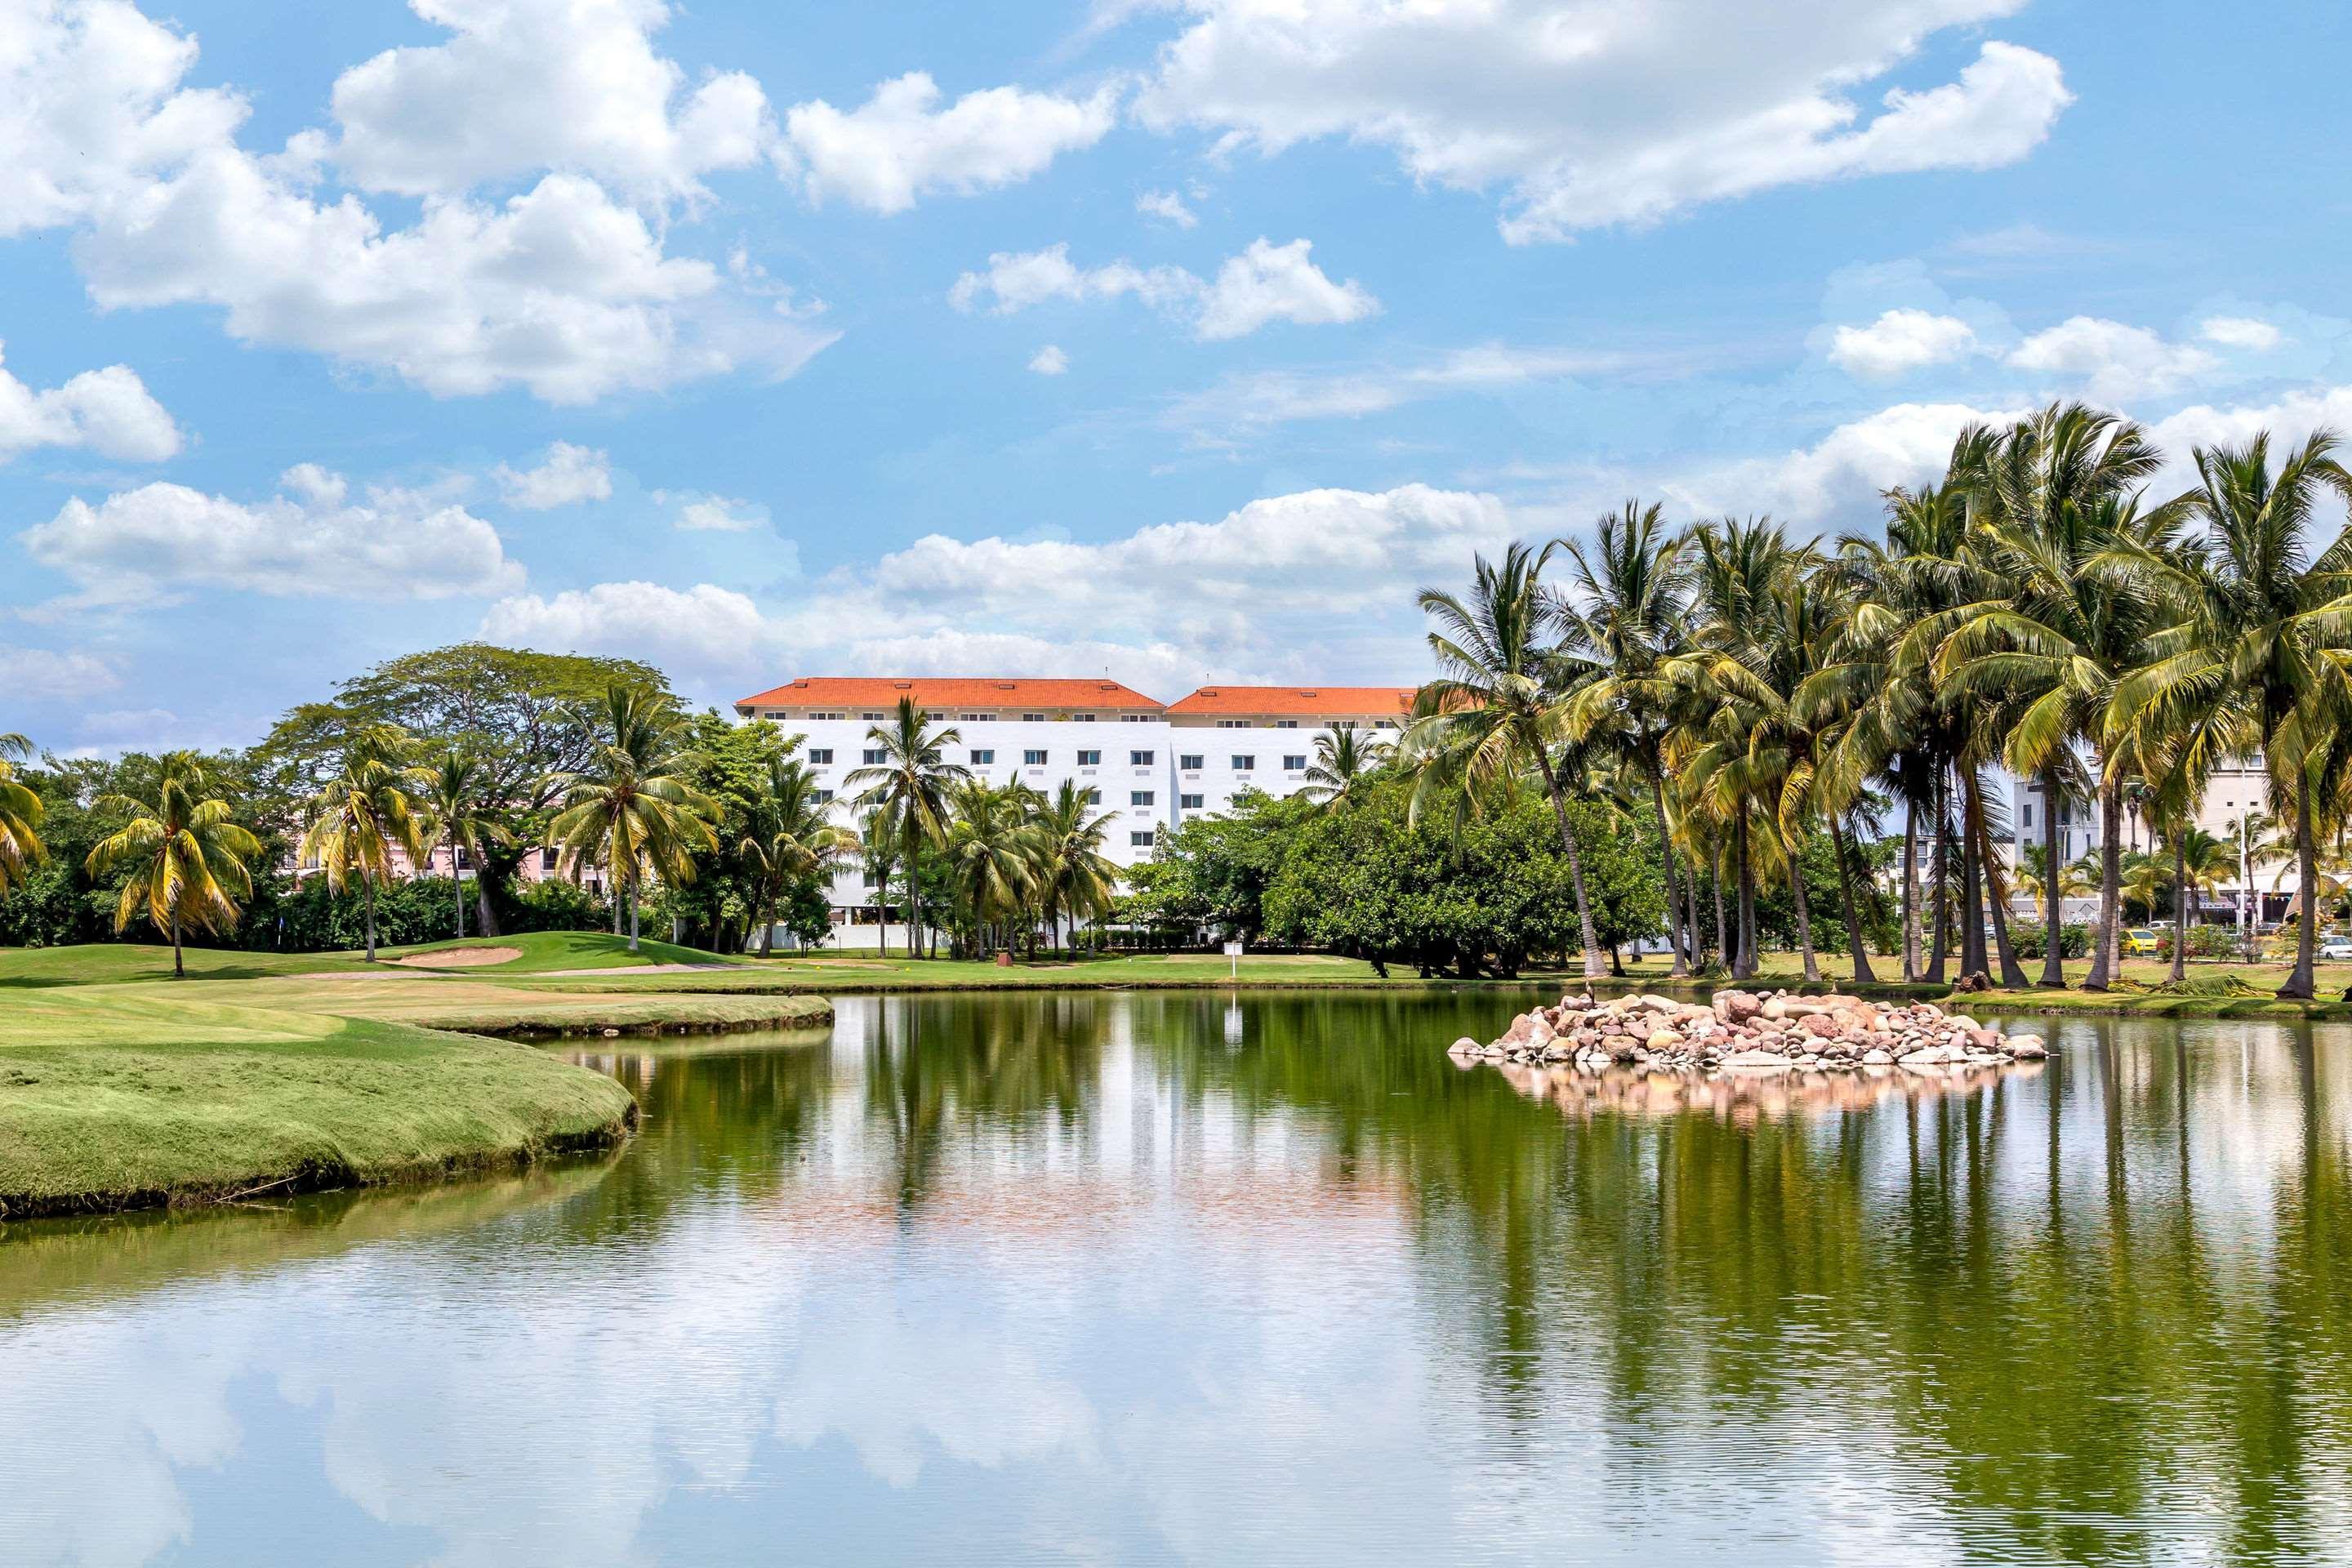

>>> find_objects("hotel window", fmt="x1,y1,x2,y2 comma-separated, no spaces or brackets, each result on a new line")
1086,789,1102,805
1024,749,1048,765
1180,794,1204,810
1275,719,1298,729
1283,755,1307,771
810,710,845,720
763,709,785,719
1130,831,1156,848
1078,749,1102,765
808,748,832,764
1132,791,1154,806
1022,711,1046,722
861,710,885,720
1332,720,1358,731
1130,750,1155,766
961,711,987,721
862,748,886,764
1217,719,1249,728
1074,714,1097,722
1232,755,1255,771
817,790,835,804
2022,803,2034,827
1376,719,1399,729
540,847,558,871
969,749,995,765
862,871,879,888
1179,753,1203,770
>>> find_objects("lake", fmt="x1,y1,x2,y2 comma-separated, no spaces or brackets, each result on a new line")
4,989,2350,1565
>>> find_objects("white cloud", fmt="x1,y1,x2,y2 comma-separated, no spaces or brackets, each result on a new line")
1029,344,1070,375
2199,315,2284,352
1827,308,1979,378
325,0,774,204
1136,188,1197,227
1167,341,1636,435
494,441,613,509
3,1,831,403
951,237,1376,341
1135,3,2071,243
480,580,779,665
2006,316,2216,402
950,243,1196,315
0,345,180,461
1193,238,1379,341
22,469,523,602
675,495,764,531
0,644,119,700
1671,400,2019,522
2143,385,2352,497
779,73,1117,214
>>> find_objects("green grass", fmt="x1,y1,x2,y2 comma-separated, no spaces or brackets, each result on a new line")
377,929,752,973
0,991,639,1218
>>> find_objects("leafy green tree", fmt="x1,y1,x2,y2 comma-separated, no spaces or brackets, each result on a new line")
0,733,46,903
416,748,513,940
740,753,855,955
85,752,263,978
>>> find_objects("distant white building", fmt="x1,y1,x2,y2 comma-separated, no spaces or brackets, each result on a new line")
2005,755,2292,926
732,677,1414,947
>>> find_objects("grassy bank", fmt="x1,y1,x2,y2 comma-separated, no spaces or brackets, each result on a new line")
0,935,834,1219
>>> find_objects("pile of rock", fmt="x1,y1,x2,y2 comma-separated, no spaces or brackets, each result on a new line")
1448,988,2047,1076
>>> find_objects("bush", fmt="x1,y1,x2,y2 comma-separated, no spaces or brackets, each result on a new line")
2187,923,2242,960
503,877,612,933
2011,921,2091,960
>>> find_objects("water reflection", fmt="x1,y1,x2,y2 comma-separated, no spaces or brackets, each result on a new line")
2,993,2350,1565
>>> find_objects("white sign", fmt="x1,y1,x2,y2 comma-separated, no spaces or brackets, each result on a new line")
1223,941,1244,956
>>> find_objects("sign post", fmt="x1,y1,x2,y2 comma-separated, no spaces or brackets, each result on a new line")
1223,939,1243,982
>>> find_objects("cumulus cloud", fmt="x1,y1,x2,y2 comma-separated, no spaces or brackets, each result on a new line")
1669,401,2019,522
324,0,774,204
493,441,613,509
22,467,523,603
480,580,777,664
1028,344,1070,375
1827,309,1980,378
0,345,180,461
951,238,1376,340
779,73,1117,214
675,495,765,531
1134,3,2071,243
0,644,120,700
1167,341,1637,437
1135,188,1197,227
2198,315,2284,352
2006,316,2216,402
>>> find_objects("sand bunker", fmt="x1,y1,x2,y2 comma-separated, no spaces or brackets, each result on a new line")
393,947,524,969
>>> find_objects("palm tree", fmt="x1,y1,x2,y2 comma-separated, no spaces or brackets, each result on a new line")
2160,822,2237,980
943,778,1040,955
845,697,970,960
1559,500,1699,974
1298,728,1392,809
741,755,855,956
416,747,513,941
1405,541,1604,978
0,733,46,902
2016,842,2094,923
1034,778,1120,952
86,752,262,978
546,685,718,952
2112,430,2352,997
1940,403,2175,987
300,726,430,960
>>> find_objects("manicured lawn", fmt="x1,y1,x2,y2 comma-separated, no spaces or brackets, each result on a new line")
378,929,755,973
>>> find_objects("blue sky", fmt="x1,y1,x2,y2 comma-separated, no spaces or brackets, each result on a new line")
3,0,2349,752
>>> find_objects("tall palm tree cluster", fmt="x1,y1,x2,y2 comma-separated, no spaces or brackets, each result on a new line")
1407,403,2352,998
846,698,1124,957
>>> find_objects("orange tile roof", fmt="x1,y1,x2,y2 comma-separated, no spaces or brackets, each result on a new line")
735,677,1165,711
1165,684,1416,717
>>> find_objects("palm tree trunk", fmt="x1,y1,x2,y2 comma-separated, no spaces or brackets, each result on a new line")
1901,799,1921,982
612,862,624,938
1731,817,1757,980
628,881,639,951
908,839,924,964
454,846,466,940
477,872,501,938
1685,869,1705,969
2281,800,2319,999
1924,768,1949,984
2040,766,2066,988
1973,792,2030,989
2085,773,2125,991
760,879,777,957
1534,753,1603,978
1960,816,1984,978
1712,869,1727,969
171,911,184,979
364,877,378,960
1649,773,1687,978
2171,829,2189,984
1789,837,1820,982
1828,816,1875,985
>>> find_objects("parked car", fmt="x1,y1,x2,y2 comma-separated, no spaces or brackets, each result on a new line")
2123,928,2165,956
2319,936,2352,960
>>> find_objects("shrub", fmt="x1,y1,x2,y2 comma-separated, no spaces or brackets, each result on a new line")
2011,921,2091,960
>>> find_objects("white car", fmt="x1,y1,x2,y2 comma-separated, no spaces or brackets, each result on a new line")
2319,937,2352,960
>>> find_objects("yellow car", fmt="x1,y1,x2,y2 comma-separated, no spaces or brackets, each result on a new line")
2123,928,2164,956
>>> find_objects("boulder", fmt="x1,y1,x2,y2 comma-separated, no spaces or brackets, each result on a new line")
1722,1048,1794,1071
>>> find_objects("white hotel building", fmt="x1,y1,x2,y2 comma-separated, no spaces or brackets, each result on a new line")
733,677,1414,945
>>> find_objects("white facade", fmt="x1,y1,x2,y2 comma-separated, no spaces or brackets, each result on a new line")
733,679,1413,944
